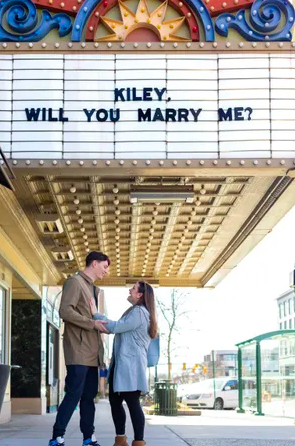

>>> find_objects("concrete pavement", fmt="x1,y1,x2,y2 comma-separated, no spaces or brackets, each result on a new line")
1,400,295,446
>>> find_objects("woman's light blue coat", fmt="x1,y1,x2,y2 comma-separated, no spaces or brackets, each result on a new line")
93,305,151,393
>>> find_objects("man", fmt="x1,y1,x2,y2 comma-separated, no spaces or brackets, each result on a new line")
48,251,110,446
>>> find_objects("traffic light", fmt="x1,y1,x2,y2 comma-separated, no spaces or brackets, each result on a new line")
183,362,186,370
203,365,208,374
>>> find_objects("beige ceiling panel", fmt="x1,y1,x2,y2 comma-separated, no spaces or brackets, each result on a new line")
1,163,294,287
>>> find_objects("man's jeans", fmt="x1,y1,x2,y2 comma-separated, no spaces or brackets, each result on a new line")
53,365,98,440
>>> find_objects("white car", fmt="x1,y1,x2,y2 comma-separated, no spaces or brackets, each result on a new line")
182,378,255,410
177,384,196,401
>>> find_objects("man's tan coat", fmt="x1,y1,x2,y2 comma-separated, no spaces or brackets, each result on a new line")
59,271,104,367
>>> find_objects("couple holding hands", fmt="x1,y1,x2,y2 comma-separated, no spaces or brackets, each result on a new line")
48,251,157,446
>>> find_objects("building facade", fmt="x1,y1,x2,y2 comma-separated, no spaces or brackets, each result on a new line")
2,0,295,424
203,349,238,377
277,289,295,330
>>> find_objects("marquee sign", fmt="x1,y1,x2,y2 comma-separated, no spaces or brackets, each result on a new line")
0,0,294,43
24,87,253,123
1,53,295,161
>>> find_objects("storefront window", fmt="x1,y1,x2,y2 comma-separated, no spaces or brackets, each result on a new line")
0,287,7,363
289,299,292,315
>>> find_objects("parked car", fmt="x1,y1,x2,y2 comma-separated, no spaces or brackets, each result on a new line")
182,378,255,410
177,383,195,402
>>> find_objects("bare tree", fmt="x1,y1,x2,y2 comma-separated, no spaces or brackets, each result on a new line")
157,288,192,380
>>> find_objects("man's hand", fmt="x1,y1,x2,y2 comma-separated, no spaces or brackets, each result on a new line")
94,320,109,333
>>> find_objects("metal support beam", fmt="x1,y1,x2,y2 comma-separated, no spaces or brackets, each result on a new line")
237,348,245,413
255,342,264,416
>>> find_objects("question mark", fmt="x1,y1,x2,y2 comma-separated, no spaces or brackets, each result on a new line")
245,107,253,121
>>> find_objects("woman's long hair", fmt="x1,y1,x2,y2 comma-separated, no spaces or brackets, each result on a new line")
137,281,158,339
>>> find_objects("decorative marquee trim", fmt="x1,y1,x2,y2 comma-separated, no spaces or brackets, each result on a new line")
85,0,200,41
6,158,295,171
96,0,188,42
0,0,294,42
0,39,295,49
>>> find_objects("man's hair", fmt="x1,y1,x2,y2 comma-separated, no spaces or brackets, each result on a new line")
85,251,110,267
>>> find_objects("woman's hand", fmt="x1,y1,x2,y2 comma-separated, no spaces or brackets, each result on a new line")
94,320,109,333
89,296,98,316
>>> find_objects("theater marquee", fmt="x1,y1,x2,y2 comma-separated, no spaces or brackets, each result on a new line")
1,53,295,160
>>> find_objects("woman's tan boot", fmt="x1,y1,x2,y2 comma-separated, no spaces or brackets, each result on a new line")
113,436,129,446
131,441,146,446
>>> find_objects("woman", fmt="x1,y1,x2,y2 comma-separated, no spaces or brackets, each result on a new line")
90,281,157,446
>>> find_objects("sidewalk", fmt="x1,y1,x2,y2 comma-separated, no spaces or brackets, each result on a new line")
1,400,295,446
0,400,185,446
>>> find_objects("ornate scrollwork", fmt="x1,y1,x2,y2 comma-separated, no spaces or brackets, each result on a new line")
180,0,215,41
215,0,295,41
72,0,98,41
0,0,72,41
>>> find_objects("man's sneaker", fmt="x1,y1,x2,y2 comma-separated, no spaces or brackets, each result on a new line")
48,437,65,446
83,434,100,445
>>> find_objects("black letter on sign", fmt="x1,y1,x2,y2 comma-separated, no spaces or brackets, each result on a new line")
25,108,41,121
143,88,153,101
96,109,108,122
234,107,244,121
83,109,95,122
154,88,166,101
178,109,189,122
218,108,233,121
153,108,165,121
114,88,125,102
59,108,69,122
138,109,151,121
190,108,202,122
110,109,120,122
166,109,177,122
48,108,58,122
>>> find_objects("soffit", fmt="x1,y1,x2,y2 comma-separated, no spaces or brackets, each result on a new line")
5,167,293,287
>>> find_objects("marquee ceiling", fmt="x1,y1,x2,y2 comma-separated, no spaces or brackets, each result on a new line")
7,163,295,287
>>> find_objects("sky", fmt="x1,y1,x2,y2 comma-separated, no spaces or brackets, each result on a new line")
102,204,295,365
